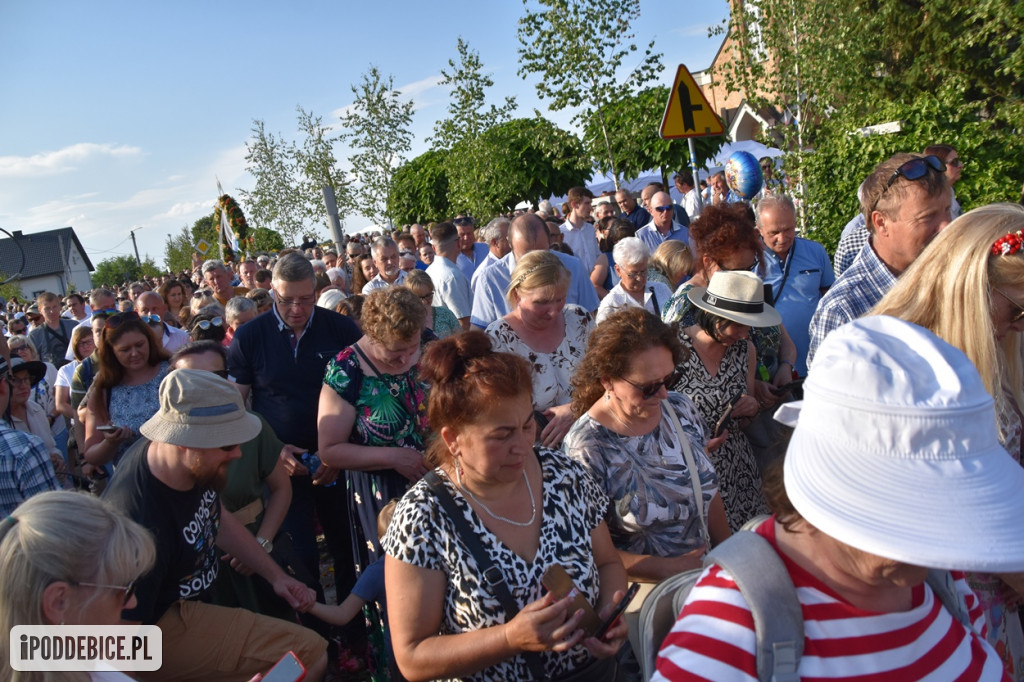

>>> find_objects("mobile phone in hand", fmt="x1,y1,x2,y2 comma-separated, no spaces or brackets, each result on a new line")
712,391,745,438
594,582,641,639
262,651,306,682
96,424,119,434
541,564,602,635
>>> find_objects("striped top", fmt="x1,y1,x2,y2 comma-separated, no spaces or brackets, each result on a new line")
653,521,1009,682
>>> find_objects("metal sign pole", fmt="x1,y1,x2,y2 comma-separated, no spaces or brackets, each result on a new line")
688,138,703,211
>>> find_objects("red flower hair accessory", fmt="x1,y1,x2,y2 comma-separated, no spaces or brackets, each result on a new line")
992,231,1024,256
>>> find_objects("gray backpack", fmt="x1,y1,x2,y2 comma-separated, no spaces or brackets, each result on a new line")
637,528,974,682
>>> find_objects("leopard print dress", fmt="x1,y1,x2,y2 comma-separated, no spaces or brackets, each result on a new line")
382,447,609,681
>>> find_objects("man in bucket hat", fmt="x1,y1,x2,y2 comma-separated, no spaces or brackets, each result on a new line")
103,369,328,681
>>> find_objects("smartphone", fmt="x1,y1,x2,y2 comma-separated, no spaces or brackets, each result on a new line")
712,391,745,438
541,564,602,635
96,425,119,434
262,651,306,682
594,582,642,639
770,377,805,396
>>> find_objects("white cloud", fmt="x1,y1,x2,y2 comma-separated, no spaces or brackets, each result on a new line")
0,143,143,178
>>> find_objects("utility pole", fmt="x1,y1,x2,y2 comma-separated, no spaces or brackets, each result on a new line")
130,226,143,266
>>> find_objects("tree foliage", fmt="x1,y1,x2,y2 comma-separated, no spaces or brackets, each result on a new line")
93,255,160,288
517,0,663,186
164,215,218,274
389,150,451,225
293,107,351,231
432,38,518,219
338,66,414,228
582,86,725,187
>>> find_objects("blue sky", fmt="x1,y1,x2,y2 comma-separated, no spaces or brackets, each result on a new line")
0,1,728,268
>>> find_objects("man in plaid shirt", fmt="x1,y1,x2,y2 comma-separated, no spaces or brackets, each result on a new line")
0,354,58,516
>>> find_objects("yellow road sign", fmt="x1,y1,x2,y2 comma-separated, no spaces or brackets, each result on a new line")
659,64,724,139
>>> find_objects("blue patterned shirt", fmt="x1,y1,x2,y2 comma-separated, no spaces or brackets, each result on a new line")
833,213,869,277
807,240,897,367
0,422,58,516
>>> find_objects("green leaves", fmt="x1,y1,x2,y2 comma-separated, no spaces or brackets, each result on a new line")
93,255,161,288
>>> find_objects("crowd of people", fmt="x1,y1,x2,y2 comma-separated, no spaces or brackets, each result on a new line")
4,145,1024,682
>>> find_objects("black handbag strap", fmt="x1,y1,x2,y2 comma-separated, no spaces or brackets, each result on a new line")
424,470,549,681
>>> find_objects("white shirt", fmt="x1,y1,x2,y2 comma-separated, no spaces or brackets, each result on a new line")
681,188,702,220
560,220,600,274
361,270,407,295
427,256,473,320
596,281,673,324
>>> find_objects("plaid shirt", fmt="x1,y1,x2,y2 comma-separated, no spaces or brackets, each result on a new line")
0,422,58,516
807,240,897,368
833,214,869,277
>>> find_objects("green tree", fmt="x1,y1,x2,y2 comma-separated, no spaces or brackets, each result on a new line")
338,66,414,227
582,86,724,186
251,226,285,253
293,106,352,229
93,255,160,288
468,117,591,217
240,120,306,247
517,0,663,187
432,38,518,219
0,278,25,305
164,215,218,273
389,150,451,225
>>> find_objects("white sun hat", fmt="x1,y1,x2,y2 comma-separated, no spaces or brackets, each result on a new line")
687,270,781,328
774,315,1024,572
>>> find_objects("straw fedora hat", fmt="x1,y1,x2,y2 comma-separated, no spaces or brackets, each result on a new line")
687,270,781,327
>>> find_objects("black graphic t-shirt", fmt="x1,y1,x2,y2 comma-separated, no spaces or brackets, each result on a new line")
103,438,221,624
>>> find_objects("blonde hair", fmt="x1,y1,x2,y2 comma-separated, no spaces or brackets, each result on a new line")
0,491,156,682
871,203,1024,443
651,240,693,285
506,250,569,307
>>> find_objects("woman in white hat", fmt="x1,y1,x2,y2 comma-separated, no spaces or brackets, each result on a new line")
872,203,1024,678
671,269,779,531
654,316,1024,680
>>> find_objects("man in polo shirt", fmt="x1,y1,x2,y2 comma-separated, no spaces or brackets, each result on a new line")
426,222,473,331
636,191,692,254
471,213,600,328
454,215,490,280
470,217,511,291
559,186,599,274
104,369,327,680
135,291,190,353
756,194,834,377
227,253,362,621
361,237,406,293
807,152,952,366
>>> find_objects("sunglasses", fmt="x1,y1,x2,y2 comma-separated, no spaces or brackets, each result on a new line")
653,205,674,213
996,288,1024,323
212,369,230,379
91,308,119,319
193,317,224,331
105,311,140,329
71,578,137,607
140,314,161,325
947,157,963,168
622,370,681,399
453,217,474,226
192,289,213,298
883,155,946,191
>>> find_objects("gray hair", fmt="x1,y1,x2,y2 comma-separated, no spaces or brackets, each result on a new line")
326,267,347,285
370,237,397,258
310,259,327,274
224,296,257,325
481,217,511,243
201,259,228,275
317,289,348,311
612,236,651,267
754,194,796,224
89,288,116,308
272,252,316,285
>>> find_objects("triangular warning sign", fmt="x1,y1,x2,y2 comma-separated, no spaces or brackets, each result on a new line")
660,64,724,139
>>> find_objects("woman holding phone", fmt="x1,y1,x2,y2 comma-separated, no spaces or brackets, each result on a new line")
383,331,627,682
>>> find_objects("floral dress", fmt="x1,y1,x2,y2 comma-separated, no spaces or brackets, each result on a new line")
323,346,428,681
672,335,768,532
108,362,168,465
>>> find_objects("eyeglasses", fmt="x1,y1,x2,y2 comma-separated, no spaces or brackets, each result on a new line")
996,288,1024,323
883,155,946,191
193,317,223,330
105,311,140,329
139,314,161,325
276,295,315,309
8,375,33,387
653,205,674,213
192,289,212,299
212,369,230,379
947,157,964,168
70,578,137,606
620,268,647,281
622,370,681,399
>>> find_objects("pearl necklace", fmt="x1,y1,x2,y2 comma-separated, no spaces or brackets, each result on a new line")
457,468,537,527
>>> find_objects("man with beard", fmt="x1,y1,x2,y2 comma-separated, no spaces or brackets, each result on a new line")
102,369,327,681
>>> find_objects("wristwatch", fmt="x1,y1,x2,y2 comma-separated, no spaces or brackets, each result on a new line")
256,536,274,553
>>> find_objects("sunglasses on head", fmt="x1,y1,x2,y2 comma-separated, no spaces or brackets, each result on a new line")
104,311,140,329
884,155,946,191
996,288,1024,324
91,308,119,319
193,317,223,331
70,578,137,607
622,370,681,399
192,289,212,298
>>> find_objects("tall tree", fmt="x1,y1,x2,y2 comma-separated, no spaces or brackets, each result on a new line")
293,106,352,230
338,67,414,228
93,255,160,288
389,150,451,226
582,87,724,186
164,215,218,273
517,0,663,187
432,38,518,219
239,120,306,247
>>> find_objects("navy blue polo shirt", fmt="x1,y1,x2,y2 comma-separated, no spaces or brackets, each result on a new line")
227,306,360,452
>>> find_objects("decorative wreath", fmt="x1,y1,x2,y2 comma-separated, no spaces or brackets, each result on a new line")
212,194,252,262
992,231,1024,256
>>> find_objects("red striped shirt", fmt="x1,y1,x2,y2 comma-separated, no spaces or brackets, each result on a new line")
652,521,1009,681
